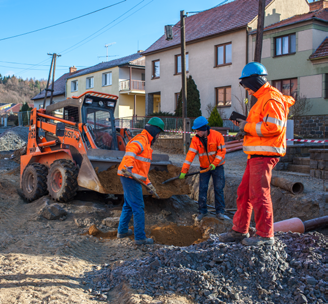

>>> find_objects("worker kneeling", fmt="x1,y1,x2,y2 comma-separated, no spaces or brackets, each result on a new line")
219,62,295,246
117,117,164,245
180,116,226,221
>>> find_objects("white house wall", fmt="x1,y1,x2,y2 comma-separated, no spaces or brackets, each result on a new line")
145,30,248,118
299,74,323,98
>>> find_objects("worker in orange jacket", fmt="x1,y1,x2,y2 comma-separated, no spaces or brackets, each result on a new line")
117,117,165,245
179,116,226,221
219,62,295,246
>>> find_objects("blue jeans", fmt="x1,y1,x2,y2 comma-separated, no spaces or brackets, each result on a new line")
198,165,225,214
118,176,146,241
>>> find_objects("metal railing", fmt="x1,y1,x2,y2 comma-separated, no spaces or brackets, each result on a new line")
119,80,145,91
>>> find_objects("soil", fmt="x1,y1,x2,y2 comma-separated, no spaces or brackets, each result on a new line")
150,223,204,246
97,164,190,199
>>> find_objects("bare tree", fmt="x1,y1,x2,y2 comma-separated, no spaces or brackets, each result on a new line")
288,94,312,119
206,103,226,119
233,86,250,116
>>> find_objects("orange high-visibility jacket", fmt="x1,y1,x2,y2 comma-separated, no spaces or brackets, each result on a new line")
118,130,153,184
181,129,226,174
243,83,295,157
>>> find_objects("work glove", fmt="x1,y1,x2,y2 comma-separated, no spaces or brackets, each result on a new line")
210,164,216,171
147,183,158,196
236,119,247,132
179,173,186,179
235,131,246,141
123,166,133,178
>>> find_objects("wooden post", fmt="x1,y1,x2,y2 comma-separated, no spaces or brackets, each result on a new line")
251,0,265,107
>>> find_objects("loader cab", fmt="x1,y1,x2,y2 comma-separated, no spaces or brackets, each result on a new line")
81,94,118,151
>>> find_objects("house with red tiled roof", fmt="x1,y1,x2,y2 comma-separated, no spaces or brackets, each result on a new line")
142,0,310,118
32,66,84,109
5,103,34,114
249,0,328,125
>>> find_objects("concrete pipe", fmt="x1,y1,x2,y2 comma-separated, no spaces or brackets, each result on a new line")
274,217,305,233
271,177,304,195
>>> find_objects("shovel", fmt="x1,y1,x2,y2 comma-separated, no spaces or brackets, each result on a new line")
162,166,211,185
122,168,160,199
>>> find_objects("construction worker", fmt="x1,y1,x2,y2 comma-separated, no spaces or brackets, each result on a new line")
219,62,295,246
117,117,164,245
179,116,226,221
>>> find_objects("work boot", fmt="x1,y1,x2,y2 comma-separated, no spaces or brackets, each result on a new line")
135,238,154,245
219,230,250,243
196,213,208,221
216,213,225,220
242,235,275,246
117,229,133,238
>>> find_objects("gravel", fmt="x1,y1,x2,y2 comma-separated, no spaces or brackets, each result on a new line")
0,126,29,152
85,232,327,303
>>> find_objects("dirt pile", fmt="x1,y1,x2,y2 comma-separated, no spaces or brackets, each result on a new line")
97,164,190,199
84,232,327,304
150,224,204,246
87,224,118,239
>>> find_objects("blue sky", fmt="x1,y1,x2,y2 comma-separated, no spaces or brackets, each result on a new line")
0,0,232,80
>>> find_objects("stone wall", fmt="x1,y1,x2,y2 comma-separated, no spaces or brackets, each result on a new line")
275,144,325,170
310,149,328,180
294,115,328,139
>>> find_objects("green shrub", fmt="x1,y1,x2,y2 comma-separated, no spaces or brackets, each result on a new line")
208,107,223,127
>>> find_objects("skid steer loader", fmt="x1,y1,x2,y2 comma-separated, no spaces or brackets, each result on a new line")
20,91,171,202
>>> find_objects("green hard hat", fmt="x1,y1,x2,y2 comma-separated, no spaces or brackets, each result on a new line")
147,117,165,131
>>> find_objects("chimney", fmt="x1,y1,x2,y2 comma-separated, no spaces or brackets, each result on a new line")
309,0,328,11
69,66,77,73
137,50,144,53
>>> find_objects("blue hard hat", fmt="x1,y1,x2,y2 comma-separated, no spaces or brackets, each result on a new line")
192,116,208,130
239,62,268,79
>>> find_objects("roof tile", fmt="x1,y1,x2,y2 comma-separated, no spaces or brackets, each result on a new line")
143,0,272,55
310,36,328,60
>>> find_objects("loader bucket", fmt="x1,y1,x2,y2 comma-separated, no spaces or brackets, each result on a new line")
77,149,171,194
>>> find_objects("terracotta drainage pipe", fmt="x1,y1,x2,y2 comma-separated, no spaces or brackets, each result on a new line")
271,177,304,195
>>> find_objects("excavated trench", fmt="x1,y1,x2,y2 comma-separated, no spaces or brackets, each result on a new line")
97,164,190,199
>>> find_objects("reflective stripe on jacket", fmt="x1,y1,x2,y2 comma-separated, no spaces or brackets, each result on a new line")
118,129,153,184
243,83,295,157
181,129,226,174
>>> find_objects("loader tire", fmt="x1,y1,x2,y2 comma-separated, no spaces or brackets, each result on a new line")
47,159,79,203
22,163,48,202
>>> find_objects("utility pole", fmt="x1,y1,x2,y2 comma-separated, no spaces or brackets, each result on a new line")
251,0,265,107
43,53,61,109
180,10,189,154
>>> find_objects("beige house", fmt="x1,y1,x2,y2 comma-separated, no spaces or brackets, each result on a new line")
66,53,145,118
143,0,310,118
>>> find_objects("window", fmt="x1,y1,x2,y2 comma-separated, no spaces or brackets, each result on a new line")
272,78,298,97
102,72,112,86
216,86,231,107
175,53,189,74
275,34,296,56
175,92,180,110
215,43,232,66
152,60,160,79
86,77,94,89
71,80,78,92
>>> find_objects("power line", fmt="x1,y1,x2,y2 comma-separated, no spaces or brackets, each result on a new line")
0,60,86,68
0,0,126,42
0,64,68,71
60,0,147,55
61,0,154,56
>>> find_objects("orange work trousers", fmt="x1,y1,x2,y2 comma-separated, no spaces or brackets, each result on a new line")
232,157,279,238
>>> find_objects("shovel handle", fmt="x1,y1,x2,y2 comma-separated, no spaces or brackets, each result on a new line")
200,166,211,174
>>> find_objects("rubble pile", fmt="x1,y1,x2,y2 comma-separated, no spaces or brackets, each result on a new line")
86,232,327,303
0,127,29,152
